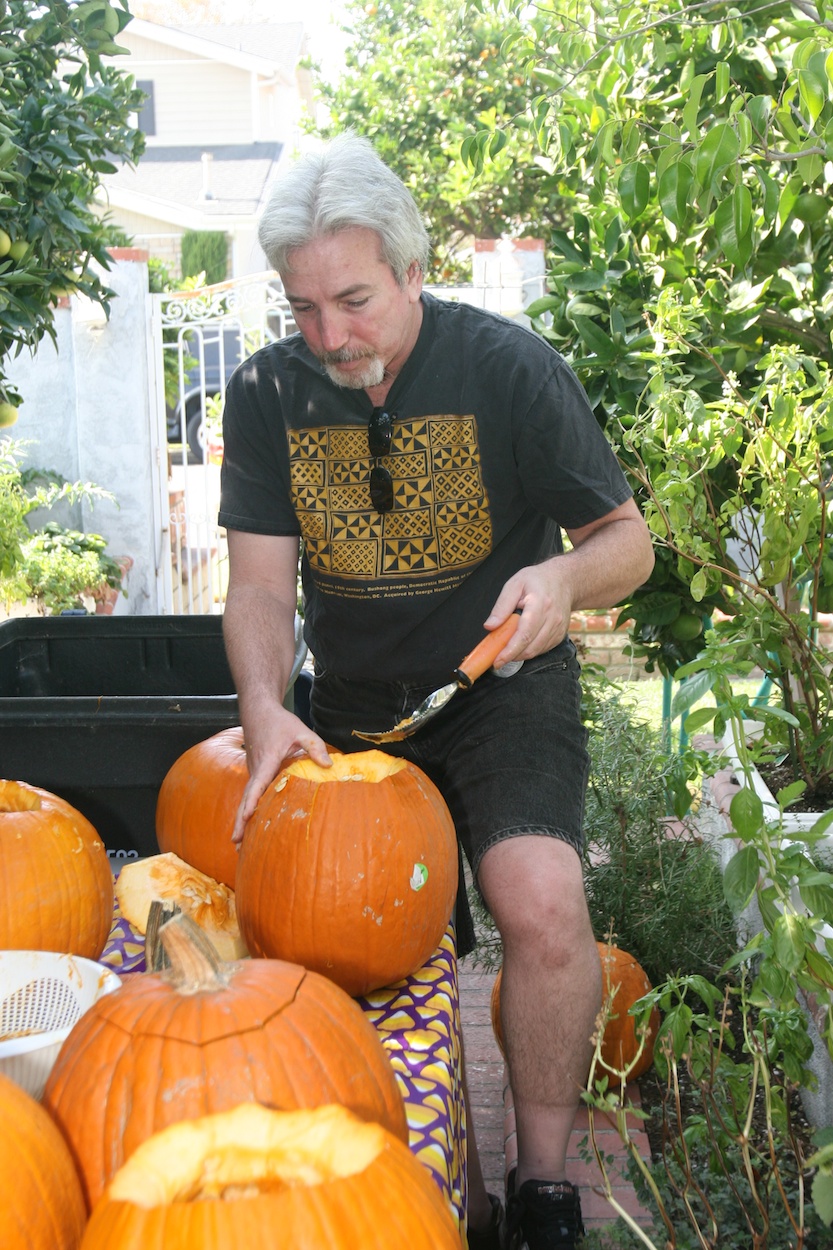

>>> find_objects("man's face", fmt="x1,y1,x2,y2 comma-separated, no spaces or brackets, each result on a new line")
281,227,423,391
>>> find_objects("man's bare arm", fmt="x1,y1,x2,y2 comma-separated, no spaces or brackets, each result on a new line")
484,498,655,665
223,531,330,840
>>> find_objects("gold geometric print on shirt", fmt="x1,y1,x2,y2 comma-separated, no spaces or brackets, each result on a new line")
288,415,492,583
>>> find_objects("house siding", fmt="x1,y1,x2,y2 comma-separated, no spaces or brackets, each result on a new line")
100,22,301,277
134,57,254,145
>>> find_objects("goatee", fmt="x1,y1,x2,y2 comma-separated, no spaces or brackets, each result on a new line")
320,349,385,390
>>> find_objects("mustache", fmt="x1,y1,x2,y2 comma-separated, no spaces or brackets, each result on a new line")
318,347,375,366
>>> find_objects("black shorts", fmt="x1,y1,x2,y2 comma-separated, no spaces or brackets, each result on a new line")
309,640,590,959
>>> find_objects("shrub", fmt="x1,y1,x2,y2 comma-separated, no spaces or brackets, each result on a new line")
180,231,228,286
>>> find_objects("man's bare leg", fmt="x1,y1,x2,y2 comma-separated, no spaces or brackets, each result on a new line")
478,836,601,1185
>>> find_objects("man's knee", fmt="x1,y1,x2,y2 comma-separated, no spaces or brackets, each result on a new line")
478,832,590,950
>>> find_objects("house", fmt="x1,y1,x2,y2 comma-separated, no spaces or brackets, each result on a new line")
97,18,314,278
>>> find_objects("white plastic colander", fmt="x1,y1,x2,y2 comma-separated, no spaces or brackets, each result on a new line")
0,950,122,1100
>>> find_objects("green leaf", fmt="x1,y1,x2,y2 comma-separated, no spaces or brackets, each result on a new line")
728,787,765,841
549,230,589,265
777,780,807,809
627,591,683,627
682,74,709,138
713,184,753,268
572,315,617,360
723,844,760,910
804,946,833,989
658,159,694,228
670,670,715,715
694,122,740,192
524,295,561,319
566,270,605,291
773,913,805,972
777,178,802,232
690,569,708,601
617,161,650,221
811,1171,833,1227
680,706,716,734
745,95,771,135
798,67,826,125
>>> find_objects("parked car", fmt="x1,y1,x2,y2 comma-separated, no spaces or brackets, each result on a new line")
165,299,296,461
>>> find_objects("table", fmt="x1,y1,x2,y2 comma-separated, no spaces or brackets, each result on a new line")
101,904,467,1234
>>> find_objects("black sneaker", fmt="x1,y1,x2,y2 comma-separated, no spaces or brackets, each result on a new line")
505,1169,585,1249
468,1192,506,1250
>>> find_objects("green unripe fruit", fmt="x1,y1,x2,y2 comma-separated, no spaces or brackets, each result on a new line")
793,193,829,224
669,613,704,641
0,228,10,257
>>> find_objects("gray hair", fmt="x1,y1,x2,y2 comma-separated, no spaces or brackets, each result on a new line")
258,134,431,286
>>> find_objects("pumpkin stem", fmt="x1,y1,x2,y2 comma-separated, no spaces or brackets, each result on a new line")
158,910,232,993
145,898,181,972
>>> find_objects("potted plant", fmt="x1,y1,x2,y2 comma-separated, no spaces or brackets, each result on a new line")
0,437,128,616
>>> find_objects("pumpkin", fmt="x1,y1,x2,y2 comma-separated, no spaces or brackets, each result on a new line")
156,726,248,889
115,852,248,962
0,1071,86,1249
490,943,660,1081
235,750,459,997
0,779,114,959
80,1102,461,1250
42,913,408,1211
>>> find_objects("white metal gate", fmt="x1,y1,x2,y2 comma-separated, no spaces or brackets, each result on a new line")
149,273,295,614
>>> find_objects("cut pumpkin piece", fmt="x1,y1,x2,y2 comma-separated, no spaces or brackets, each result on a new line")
115,852,248,962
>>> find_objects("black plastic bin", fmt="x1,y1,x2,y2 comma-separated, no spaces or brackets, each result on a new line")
0,615,243,864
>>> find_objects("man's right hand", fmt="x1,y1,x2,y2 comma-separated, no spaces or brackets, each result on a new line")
232,702,332,845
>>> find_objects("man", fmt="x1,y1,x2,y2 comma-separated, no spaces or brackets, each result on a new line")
219,134,655,1250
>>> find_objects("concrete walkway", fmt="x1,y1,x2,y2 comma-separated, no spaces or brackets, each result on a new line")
458,959,655,1238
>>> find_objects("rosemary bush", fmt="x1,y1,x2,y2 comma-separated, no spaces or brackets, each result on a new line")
469,670,737,986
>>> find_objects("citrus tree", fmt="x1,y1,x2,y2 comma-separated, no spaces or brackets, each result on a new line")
0,0,145,422
460,2,832,681
316,0,558,280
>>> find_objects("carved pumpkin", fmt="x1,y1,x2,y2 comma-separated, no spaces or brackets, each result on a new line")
115,852,248,962
490,943,660,1081
43,914,407,1211
155,727,248,889
0,1071,86,1250
235,750,459,997
0,779,113,959
80,1102,461,1250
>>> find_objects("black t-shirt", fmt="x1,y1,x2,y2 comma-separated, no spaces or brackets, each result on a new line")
219,293,632,683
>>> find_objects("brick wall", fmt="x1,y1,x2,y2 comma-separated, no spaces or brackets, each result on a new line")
569,611,648,680
569,611,833,681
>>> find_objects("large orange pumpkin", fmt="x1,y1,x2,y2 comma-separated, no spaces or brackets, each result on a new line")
155,726,248,889
235,750,459,997
0,1070,86,1250
0,779,114,959
42,914,408,1211
80,1103,461,1250
490,943,660,1081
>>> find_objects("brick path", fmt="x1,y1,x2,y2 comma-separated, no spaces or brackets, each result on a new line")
458,959,655,1236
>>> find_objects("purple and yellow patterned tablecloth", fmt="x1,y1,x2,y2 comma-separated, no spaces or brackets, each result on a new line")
100,901,468,1236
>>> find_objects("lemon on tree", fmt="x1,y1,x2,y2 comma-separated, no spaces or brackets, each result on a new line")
0,400,19,427
0,228,11,258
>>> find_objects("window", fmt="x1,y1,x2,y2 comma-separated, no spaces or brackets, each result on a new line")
136,81,156,136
